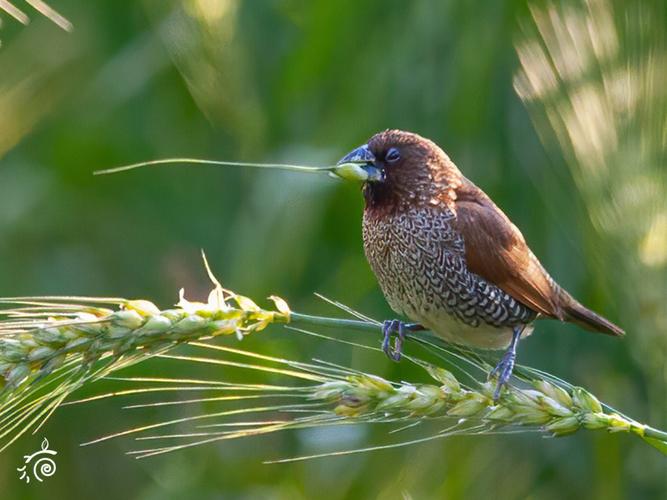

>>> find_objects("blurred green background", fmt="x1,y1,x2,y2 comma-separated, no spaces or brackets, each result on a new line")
0,0,665,498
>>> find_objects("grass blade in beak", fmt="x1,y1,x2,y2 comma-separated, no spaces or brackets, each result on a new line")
94,158,335,176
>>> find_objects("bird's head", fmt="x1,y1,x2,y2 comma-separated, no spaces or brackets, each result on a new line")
334,130,461,211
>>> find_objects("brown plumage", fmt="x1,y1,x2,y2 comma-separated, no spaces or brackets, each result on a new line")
339,129,623,355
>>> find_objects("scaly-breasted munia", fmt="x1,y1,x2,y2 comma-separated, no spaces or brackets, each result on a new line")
335,130,624,398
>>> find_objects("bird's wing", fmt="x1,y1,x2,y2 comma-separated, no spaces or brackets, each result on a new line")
452,181,564,319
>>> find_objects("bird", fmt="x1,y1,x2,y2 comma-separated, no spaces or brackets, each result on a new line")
335,129,624,399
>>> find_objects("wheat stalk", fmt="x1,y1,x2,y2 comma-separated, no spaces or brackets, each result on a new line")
0,265,665,457
0,292,289,392
0,264,290,452
72,330,667,460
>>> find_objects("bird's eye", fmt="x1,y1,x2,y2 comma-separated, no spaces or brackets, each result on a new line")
385,147,400,163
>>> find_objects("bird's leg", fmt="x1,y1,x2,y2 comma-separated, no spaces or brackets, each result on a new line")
382,320,425,361
490,325,524,400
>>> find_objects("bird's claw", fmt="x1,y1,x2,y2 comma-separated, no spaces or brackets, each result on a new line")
382,320,423,361
490,349,516,401
382,320,404,361
488,325,523,401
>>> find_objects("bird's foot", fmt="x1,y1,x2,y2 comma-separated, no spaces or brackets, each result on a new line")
490,349,516,401
382,320,424,362
489,325,523,401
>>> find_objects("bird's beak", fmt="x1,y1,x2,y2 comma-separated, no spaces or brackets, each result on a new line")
332,144,384,183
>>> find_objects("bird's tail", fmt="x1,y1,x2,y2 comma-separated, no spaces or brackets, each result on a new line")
559,291,625,336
